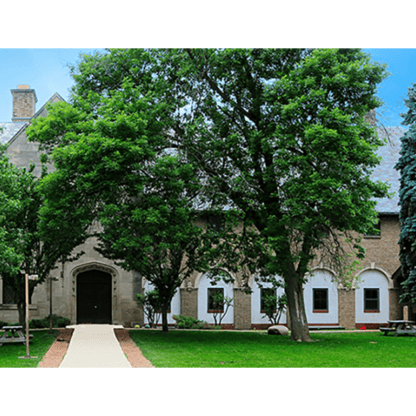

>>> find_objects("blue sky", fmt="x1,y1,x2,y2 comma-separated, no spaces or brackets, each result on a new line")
0,48,415,126
0,49,102,122
363,49,416,127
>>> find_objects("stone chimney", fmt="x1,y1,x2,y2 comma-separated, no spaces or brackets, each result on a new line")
11,85,37,122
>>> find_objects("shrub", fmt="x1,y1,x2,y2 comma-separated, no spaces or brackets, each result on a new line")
173,315,207,329
209,292,233,326
0,320,9,328
29,314,70,329
261,292,287,326
136,290,162,328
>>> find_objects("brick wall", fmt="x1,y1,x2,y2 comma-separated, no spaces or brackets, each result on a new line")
180,288,198,319
338,288,355,329
361,216,400,276
389,288,402,320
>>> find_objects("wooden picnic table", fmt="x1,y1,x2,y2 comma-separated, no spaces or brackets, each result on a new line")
0,326,32,346
380,320,416,336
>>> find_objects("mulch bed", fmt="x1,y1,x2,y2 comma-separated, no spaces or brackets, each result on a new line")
114,328,154,368
38,327,154,368
38,328,74,368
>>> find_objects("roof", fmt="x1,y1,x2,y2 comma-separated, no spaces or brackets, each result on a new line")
0,122,26,145
33,92,65,119
372,127,405,214
0,92,65,147
0,109,407,215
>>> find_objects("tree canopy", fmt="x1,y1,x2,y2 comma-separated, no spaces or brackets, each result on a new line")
28,63,215,332
28,48,389,340
0,150,86,324
396,83,416,304
158,48,389,340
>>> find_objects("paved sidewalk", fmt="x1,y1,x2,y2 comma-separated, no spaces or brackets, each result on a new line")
59,324,132,368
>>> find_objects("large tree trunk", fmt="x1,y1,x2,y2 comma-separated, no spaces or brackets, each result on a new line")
285,271,313,342
161,305,169,333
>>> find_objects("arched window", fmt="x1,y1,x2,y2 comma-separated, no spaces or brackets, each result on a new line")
355,270,390,324
197,272,234,325
142,280,181,325
304,270,338,325
251,277,286,325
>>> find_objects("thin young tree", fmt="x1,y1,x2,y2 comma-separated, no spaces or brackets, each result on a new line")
0,151,86,325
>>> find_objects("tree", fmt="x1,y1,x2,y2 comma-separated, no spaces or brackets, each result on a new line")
27,62,213,333
261,291,287,326
136,290,162,328
209,290,233,327
395,83,416,304
157,48,389,341
28,49,389,341
256,277,287,326
0,150,86,325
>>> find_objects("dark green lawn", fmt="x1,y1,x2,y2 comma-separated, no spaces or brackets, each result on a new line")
129,329,416,368
0,330,57,368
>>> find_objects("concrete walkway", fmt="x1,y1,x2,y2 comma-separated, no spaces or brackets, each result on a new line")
59,324,132,368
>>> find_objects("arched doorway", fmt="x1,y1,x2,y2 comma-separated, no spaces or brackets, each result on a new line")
77,270,112,324
355,269,390,326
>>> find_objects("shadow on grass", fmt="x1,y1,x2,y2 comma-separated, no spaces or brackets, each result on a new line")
0,330,58,368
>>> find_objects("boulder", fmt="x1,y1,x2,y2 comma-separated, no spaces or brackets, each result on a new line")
268,325,289,336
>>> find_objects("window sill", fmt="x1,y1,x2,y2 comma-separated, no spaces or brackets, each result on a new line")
208,310,224,314
364,310,380,313
0,304,37,310
313,310,329,313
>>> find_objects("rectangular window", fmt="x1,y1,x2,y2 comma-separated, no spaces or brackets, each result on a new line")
260,288,276,312
364,288,379,312
208,288,224,312
313,288,328,312
3,284,17,304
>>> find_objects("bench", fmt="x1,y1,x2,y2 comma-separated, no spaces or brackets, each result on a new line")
379,320,416,336
0,326,32,346
396,327,416,336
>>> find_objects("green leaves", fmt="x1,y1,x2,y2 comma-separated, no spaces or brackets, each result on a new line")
159,48,389,282
27,49,216,331
25,48,389,336
396,83,416,303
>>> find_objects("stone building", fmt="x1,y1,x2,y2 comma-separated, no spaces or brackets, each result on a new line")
0,85,405,329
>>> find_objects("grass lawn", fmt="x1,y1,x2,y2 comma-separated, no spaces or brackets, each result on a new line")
0,330,57,368
129,329,416,368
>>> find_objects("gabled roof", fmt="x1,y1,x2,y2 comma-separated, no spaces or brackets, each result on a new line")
33,92,65,119
0,92,66,147
0,98,406,216
0,122,27,145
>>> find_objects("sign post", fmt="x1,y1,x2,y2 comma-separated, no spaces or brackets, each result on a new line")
19,274,38,360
